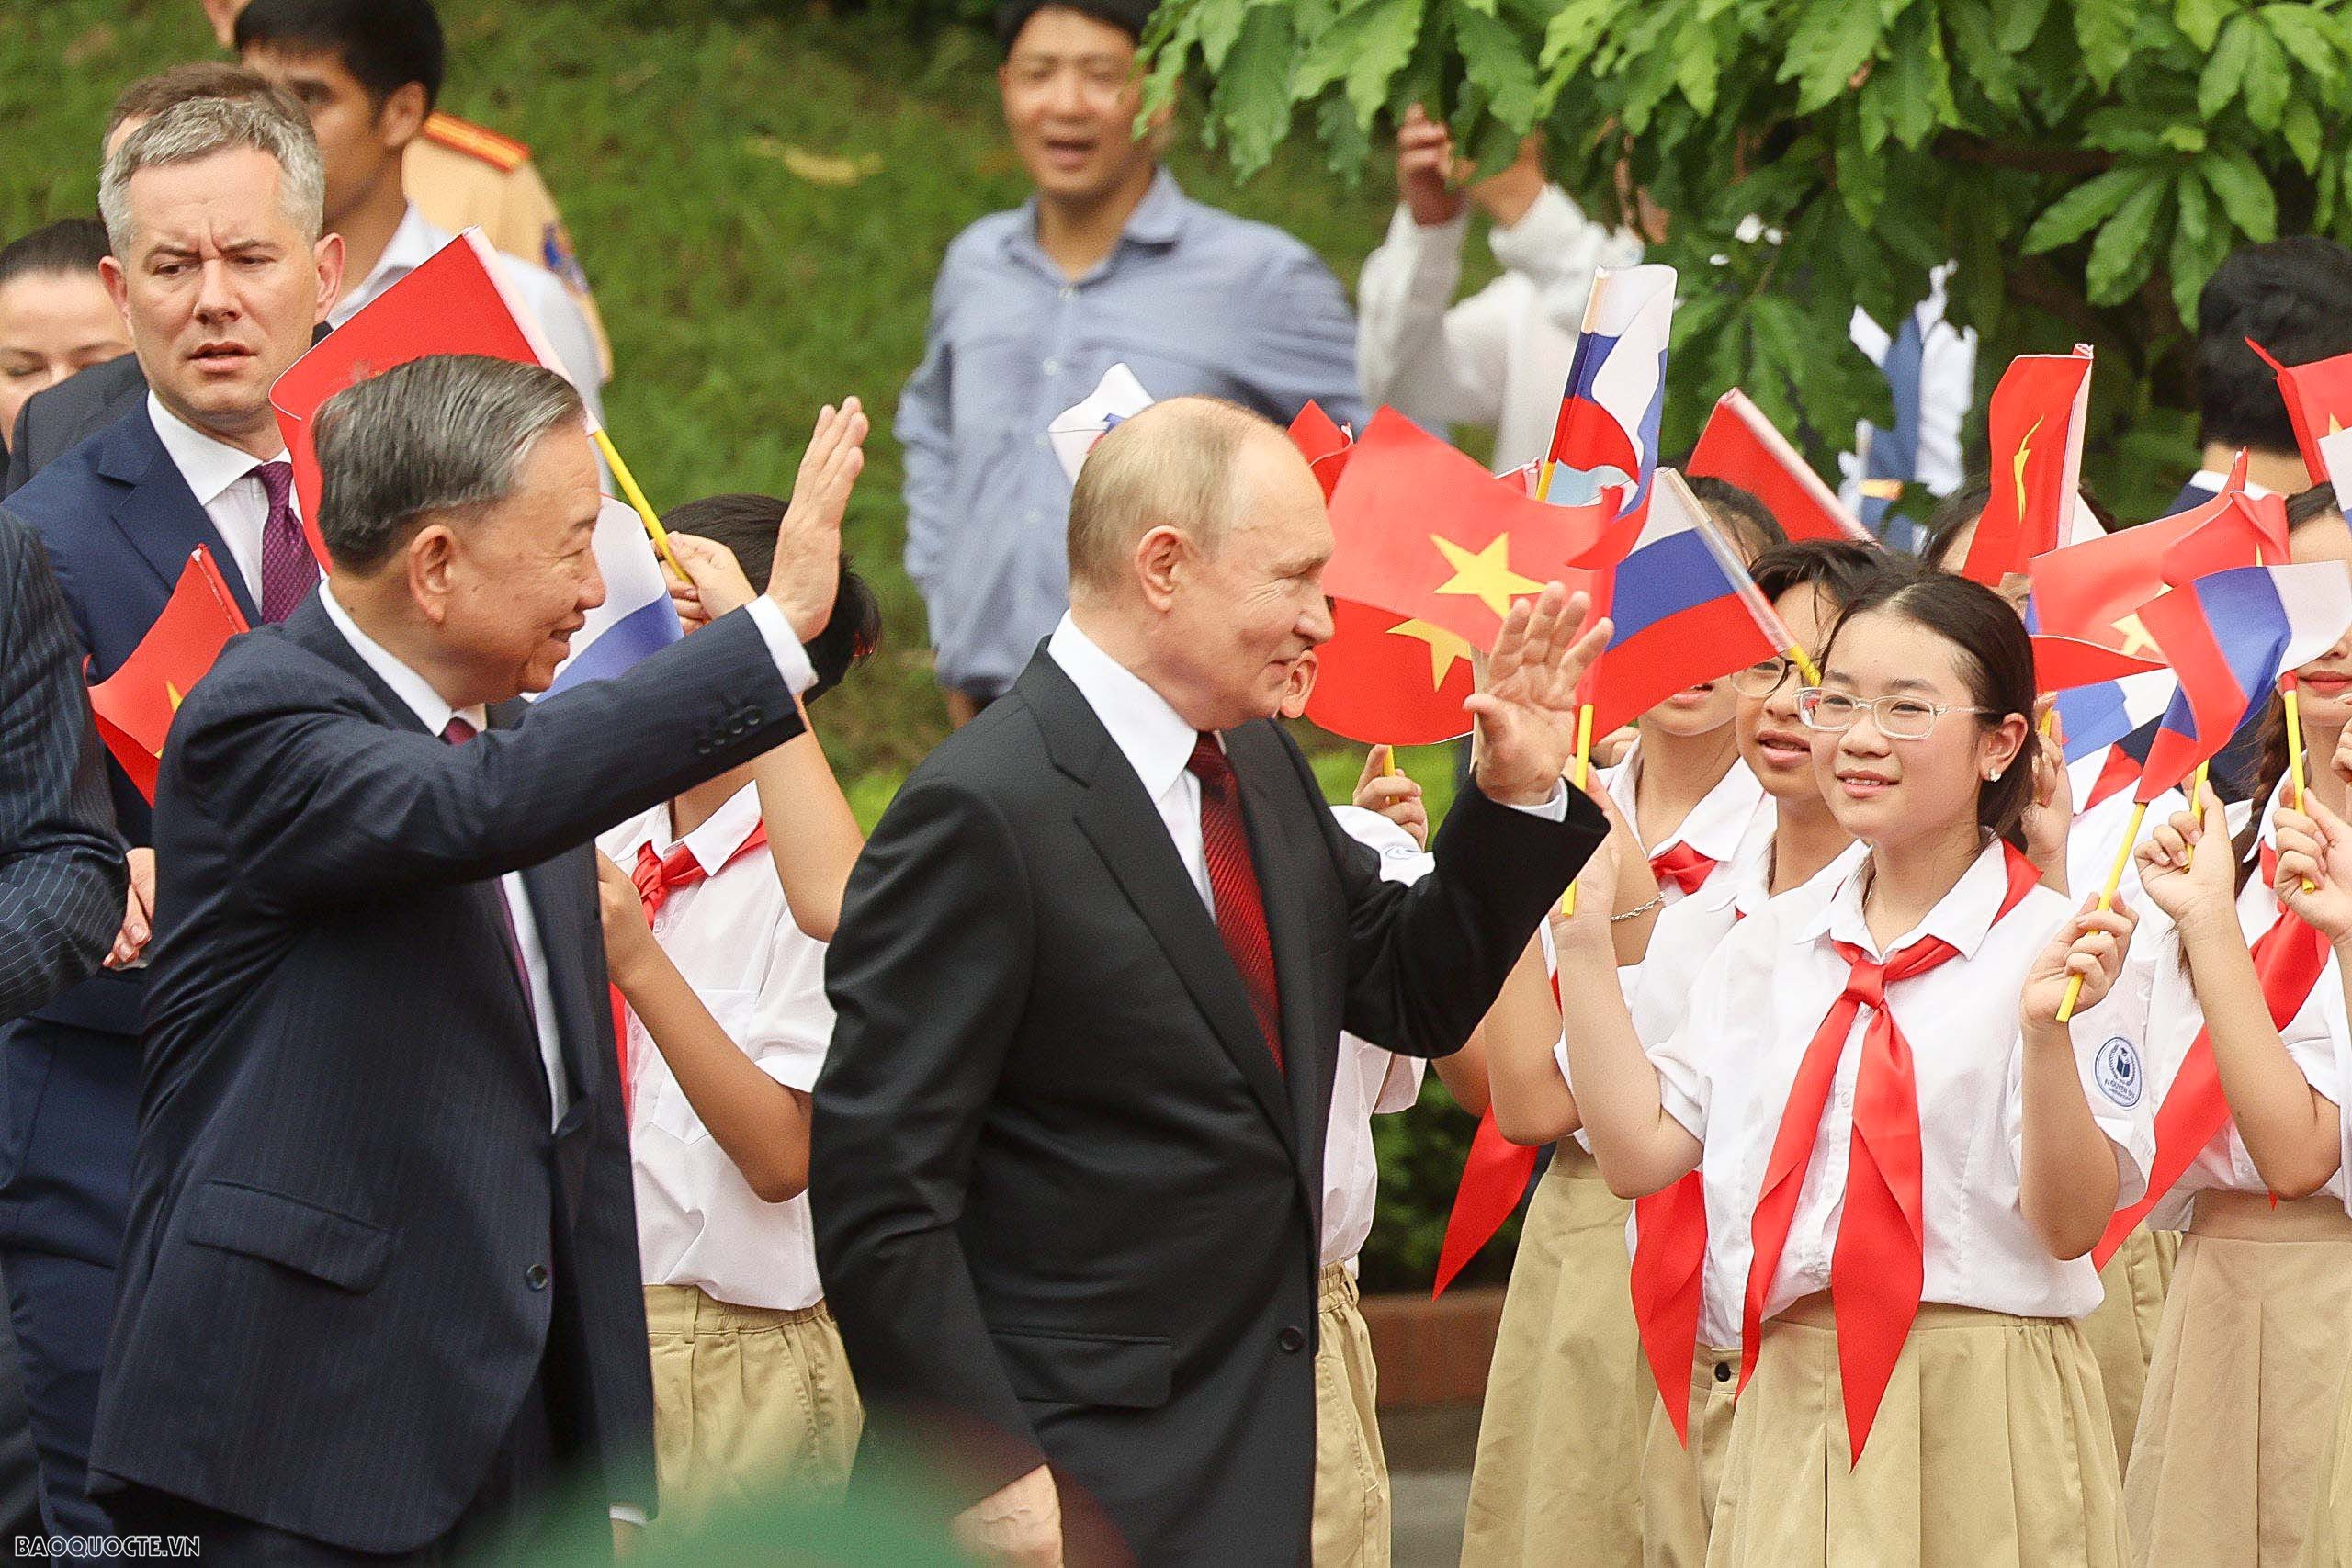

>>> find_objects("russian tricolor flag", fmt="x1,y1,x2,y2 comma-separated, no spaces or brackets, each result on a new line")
1585,468,1792,735
2135,563,2352,800
542,496,684,696
1546,265,1677,516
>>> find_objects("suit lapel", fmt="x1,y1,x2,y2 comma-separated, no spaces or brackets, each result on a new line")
95,407,260,625
489,698,603,1125
1228,724,1336,1180
1020,653,1300,1165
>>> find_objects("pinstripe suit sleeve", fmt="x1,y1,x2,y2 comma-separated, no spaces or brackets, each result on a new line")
0,511,127,1021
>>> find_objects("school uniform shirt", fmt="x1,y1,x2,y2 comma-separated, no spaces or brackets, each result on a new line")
1554,823,1864,1346
1600,743,1774,914
1319,807,1435,1272
1649,838,2157,1332
2065,751,2181,919
1355,185,1644,474
2143,781,2348,1225
599,784,832,1312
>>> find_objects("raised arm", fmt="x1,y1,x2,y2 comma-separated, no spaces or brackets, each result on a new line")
0,514,125,1018
2018,899,2140,1258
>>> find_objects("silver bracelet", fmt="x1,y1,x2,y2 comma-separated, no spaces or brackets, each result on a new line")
1610,890,1667,923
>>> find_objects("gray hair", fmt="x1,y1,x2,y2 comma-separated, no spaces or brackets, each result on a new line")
97,95,325,255
1067,396,1267,596
312,355,586,571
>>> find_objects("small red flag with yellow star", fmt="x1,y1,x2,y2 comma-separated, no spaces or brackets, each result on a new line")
2247,338,2352,485
1962,346,2093,586
1322,409,1612,649
88,547,249,804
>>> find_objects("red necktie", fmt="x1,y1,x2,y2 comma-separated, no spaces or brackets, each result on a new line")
1188,732,1283,1073
1649,842,1720,897
253,459,316,624
2091,846,2331,1267
1739,843,2039,1465
608,821,769,1120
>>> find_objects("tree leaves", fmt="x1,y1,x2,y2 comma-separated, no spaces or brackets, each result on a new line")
1153,0,2352,521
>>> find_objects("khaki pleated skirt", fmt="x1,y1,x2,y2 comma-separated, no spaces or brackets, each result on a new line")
1704,1295,2127,1568
1315,1262,1391,1568
2301,1349,2352,1566
643,1284,864,1529
2126,1193,2352,1568
1639,1344,1741,1568
2080,1225,2179,1471
1460,1145,1644,1566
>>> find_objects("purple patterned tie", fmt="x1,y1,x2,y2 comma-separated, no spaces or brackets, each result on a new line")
254,459,316,624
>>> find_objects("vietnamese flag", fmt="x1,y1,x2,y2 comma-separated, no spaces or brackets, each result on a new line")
1962,346,2094,585
1687,389,1871,542
87,548,250,803
1304,599,1477,746
2247,340,2352,484
1324,409,1615,649
270,228,588,561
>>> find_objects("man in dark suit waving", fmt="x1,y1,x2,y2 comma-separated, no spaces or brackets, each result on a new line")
89,354,863,1559
813,396,1611,1565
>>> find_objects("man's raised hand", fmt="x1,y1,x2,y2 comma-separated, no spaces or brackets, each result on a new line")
1464,584,1611,807
766,398,868,640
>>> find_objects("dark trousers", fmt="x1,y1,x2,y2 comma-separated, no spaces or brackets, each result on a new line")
101,1357,605,1564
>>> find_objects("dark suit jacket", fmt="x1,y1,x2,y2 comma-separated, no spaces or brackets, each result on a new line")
0,402,255,1270
4,353,144,498
88,594,803,1553
0,513,123,1022
813,648,1604,1565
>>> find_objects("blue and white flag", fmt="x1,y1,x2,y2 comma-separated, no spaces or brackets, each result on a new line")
543,496,683,696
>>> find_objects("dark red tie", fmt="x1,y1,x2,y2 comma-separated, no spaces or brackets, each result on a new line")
1188,732,1283,1073
610,823,769,1120
254,459,316,624
1649,842,1720,897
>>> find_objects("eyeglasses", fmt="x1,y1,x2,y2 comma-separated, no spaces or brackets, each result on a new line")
1795,688,1994,740
1732,656,1799,698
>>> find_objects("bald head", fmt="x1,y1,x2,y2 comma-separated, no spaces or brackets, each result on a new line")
1067,396,1306,599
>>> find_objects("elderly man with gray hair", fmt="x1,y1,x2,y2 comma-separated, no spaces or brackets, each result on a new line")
86,352,863,1561
0,89,345,1550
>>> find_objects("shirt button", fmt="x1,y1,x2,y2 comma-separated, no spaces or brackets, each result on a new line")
1042,357,1061,376
1713,1360,1733,1383
1058,285,1075,300
525,1263,549,1291
1277,1325,1306,1354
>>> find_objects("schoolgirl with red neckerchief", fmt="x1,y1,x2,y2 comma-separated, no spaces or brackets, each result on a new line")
1561,568,2152,1566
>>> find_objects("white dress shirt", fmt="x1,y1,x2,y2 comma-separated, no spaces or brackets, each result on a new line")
600,786,834,1310
2140,780,2347,1224
1321,807,1435,1270
1356,186,1645,474
332,204,609,423
1647,839,2155,1331
317,585,814,1130
145,390,294,604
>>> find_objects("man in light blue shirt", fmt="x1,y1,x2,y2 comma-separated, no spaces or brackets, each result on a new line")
898,0,1367,722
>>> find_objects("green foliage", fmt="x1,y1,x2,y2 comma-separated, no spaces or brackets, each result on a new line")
1152,0,2352,525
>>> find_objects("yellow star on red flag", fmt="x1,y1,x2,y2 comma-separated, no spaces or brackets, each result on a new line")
1385,618,1476,689
1430,534,1543,619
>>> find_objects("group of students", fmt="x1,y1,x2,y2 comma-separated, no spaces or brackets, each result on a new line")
1408,471,2352,1568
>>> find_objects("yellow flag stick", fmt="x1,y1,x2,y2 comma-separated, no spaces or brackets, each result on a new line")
1560,705,1596,917
591,428,681,576
1788,646,1822,688
2056,798,2149,1022
1379,746,1398,779
2284,681,2318,894
2182,761,2211,871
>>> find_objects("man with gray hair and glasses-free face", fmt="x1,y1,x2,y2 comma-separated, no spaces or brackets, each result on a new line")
88,352,862,1561
0,91,343,1550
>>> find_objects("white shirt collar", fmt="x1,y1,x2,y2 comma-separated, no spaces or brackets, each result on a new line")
333,204,451,325
1047,613,1203,801
318,580,486,739
1803,834,2018,962
145,390,287,510
1606,739,1767,863
613,784,764,875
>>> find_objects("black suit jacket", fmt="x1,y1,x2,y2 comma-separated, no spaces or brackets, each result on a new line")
0,513,123,1022
4,353,144,498
89,594,803,1553
813,647,1604,1565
